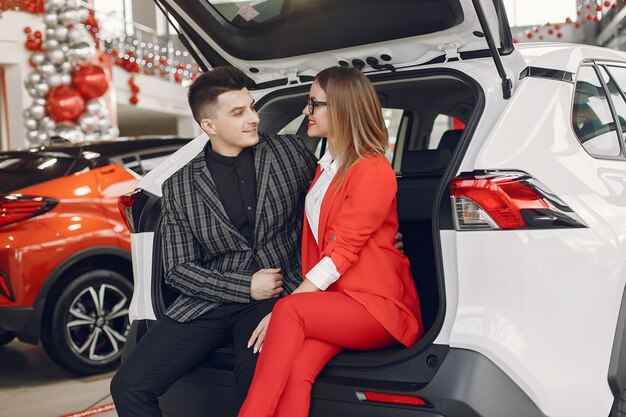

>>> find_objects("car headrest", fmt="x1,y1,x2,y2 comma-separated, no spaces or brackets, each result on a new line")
437,129,463,153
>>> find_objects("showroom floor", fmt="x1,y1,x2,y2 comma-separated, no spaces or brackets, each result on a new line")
0,340,118,417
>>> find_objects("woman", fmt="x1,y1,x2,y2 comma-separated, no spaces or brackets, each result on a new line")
238,66,423,417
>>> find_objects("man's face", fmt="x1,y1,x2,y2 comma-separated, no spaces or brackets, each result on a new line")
201,88,260,156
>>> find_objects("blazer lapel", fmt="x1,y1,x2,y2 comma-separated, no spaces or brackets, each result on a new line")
252,140,273,242
191,151,248,243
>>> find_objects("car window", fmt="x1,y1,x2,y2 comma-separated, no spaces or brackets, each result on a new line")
0,155,76,193
121,156,142,175
572,66,622,158
602,65,626,150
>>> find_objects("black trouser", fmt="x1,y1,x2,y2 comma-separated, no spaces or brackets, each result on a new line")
110,298,277,417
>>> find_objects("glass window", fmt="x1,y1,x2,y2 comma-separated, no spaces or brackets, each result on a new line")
604,65,626,148
121,156,142,175
429,114,453,149
208,0,285,25
572,66,621,158
93,0,133,37
383,108,404,163
0,155,75,193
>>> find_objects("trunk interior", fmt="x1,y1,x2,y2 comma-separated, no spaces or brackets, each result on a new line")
145,69,482,416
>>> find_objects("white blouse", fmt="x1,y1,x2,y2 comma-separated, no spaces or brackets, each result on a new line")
304,151,341,291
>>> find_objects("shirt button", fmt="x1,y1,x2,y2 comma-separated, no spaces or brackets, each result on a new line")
247,206,252,210
241,180,244,183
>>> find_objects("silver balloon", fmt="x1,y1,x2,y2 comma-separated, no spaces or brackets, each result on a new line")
23,108,32,119
34,82,50,97
42,39,60,51
38,62,56,76
66,42,95,63
55,124,85,142
84,132,99,141
30,104,46,120
77,8,90,23
61,44,69,53
27,87,39,98
24,118,38,130
64,0,81,9
45,27,55,39
97,118,111,130
39,117,56,133
67,25,89,45
46,73,63,88
59,62,73,73
59,8,80,26
47,48,66,65
60,73,72,86
42,12,59,27
86,99,107,116
31,52,46,66
27,71,42,85
34,98,47,106
52,25,69,42
107,126,120,138
79,114,99,133
45,0,65,12
36,131,49,143
27,130,40,142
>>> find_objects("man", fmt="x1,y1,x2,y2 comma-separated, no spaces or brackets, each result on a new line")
110,66,317,417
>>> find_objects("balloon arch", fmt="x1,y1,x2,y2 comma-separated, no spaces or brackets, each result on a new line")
22,0,116,145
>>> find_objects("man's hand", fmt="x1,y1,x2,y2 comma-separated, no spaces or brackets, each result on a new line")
250,268,283,300
395,232,404,252
248,313,271,354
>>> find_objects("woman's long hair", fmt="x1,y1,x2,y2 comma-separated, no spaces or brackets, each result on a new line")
314,67,388,185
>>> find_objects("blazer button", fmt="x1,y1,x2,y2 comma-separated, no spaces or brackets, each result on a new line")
331,235,337,241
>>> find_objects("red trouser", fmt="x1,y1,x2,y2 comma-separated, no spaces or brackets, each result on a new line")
237,292,396,417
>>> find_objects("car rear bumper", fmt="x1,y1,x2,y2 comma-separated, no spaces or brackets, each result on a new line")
124,320,547,417
0,305,42,344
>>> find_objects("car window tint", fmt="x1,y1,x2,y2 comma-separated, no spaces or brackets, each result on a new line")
122,156,142,175
0,155,75,193
572,66,621,158
383,108,404,163
603,65,626,149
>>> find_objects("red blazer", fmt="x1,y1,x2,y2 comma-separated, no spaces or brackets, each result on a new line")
301,155,423,347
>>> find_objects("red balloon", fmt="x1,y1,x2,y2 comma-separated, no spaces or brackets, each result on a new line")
73,65,109,100
46,86,85,122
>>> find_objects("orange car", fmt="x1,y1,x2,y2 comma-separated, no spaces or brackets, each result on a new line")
0,137,189,374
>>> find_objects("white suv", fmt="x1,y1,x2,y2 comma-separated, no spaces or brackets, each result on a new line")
119,1,626,416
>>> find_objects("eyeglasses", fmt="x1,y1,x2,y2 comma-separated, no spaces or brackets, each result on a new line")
307,98,327,115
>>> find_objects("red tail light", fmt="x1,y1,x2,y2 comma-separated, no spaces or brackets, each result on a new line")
118,190,139,233
0,194,58,228
358,391,426,407
450,172,586,230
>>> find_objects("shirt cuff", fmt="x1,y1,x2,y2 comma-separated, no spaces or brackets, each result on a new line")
305,256,341,291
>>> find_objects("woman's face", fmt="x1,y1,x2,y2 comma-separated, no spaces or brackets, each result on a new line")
303,81,329,138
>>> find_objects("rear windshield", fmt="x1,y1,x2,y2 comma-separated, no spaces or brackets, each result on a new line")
0,154,79,193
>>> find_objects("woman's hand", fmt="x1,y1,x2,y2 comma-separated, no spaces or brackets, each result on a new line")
248,313,272,354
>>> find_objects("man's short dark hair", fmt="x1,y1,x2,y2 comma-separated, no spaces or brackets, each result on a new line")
188,66,249,123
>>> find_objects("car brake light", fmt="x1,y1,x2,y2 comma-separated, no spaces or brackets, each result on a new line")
358,391,426,407
118,190,139,233
0,194,58,228
450,172,586,230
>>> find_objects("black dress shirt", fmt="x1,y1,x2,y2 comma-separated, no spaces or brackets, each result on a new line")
205,143,257,250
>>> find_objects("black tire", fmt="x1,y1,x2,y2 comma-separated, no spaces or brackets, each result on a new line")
0,331,15,347
41,269,132,375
